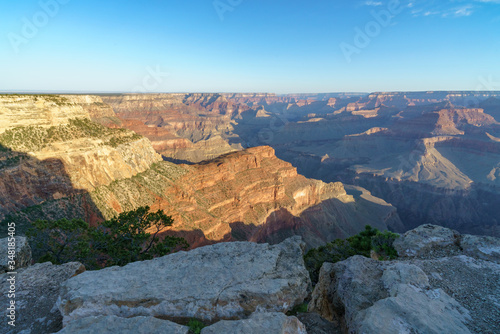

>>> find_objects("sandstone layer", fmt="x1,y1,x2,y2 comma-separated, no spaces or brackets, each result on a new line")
0,95,161,222
89,146,402,248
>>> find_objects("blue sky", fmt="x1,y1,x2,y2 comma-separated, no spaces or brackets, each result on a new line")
0,0,499,93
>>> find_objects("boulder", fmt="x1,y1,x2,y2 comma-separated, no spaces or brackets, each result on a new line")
201,312,307,334
296,312,342,334
0,236,31,273
58,237,311,325
460,234,500,264
56,315,189,334
393,224,461,258
309,256,471,334
0,261,85,334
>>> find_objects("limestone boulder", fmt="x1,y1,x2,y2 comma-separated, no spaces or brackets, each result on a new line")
58,237,311,325
393,224,461,258
201,312,307,334
460,234,500,264
0,261,85,334
56,315,189,334
309,256,472,334
296,312,342,334
0,236,31,273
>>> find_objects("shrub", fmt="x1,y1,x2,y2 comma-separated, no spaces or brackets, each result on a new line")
287,302,308,316
188,319,205,334
27,206,188,270
0,118,142,152
304,225,399,284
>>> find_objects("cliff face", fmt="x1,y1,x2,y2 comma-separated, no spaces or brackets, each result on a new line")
102,94,245,162
89,146,402,248
0,95,161,221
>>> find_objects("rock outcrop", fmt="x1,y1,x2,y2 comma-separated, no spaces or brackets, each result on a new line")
0,261,85,334
200,312,307,334
89,146,402,248
0,95,162,222
102,94,245,163
0,236,31,273
309,225,500,334
56,315,189,334
58,237,311,325
309,256,472,334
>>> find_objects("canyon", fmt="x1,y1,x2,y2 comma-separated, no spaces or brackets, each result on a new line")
2,91,500,243
98,91,500,237
0,94,401,248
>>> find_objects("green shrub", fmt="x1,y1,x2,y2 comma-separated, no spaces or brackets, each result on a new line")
26,206,188,270
304,225,399,284
188,319,205,334
287,302,308,316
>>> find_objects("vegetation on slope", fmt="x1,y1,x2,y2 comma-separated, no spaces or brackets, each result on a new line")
27,206,188,270
0,118,142,152
304,225,399,284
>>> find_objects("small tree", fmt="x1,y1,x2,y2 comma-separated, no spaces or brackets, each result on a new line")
28,218,94,266
27,206,188,270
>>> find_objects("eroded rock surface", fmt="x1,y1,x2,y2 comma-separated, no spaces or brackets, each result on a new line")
0,261,85,334
58,237,311,325
309,256,472,334
309,225,500,334
201,312,306,334
0,236,31,273
89,145,402,249
56,315,189,334
393,224,462,258
296,312,342,334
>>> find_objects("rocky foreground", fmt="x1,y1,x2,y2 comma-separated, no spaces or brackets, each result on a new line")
0,224,498,333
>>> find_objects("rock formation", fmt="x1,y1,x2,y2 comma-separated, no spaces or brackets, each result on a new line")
0,95,161,223
88,145,402,248
58,237,310,327
56,315,190,334
2,225,497,333
200,312,307,334
309,224,500,333
101,94,245,162
0,236,31,273
0,261,85,334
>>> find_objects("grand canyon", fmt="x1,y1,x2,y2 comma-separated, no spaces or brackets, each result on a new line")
1,91,500,333
3,0,500,332
5,91,498,239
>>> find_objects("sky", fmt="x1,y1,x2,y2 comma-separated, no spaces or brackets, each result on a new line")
0,0,499,94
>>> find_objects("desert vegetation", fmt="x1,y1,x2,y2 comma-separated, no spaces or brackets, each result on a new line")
304,225,399,284
26,206,188,270
0,118,142,152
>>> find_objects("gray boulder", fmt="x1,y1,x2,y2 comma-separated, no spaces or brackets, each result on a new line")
201,312,307,334
309,256,472,334
0,261,85,334
460,234,500,264
57,315,189,334
393,224,461,258
296,312,342,334
0,236,31,273
58,237,311,325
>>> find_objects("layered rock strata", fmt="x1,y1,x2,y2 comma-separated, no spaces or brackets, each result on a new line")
89,146,402,248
